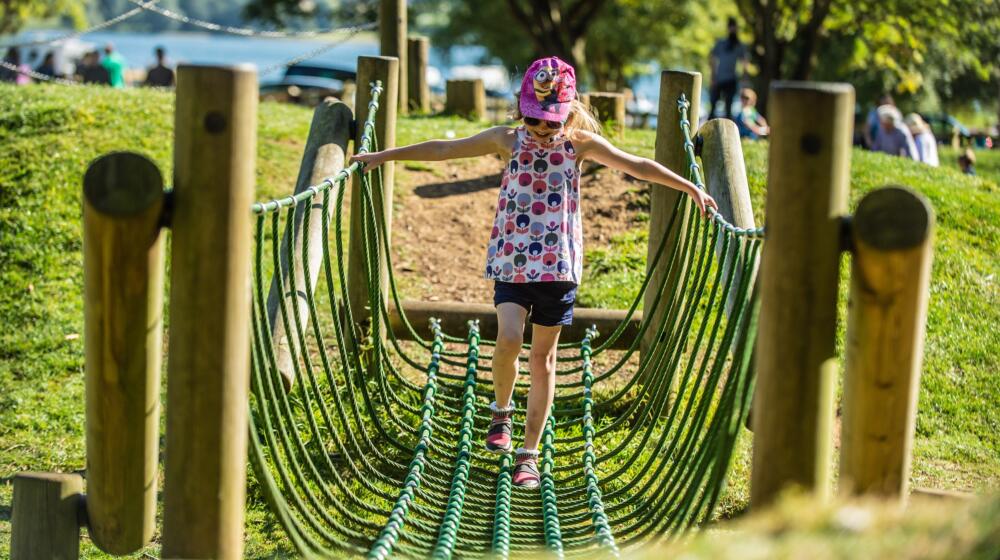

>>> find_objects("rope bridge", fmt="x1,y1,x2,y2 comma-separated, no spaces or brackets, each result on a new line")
247,82,762,558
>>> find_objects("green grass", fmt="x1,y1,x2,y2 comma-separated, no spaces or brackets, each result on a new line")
1,83,998,557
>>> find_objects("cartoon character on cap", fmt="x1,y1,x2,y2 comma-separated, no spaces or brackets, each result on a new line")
520,56,577,122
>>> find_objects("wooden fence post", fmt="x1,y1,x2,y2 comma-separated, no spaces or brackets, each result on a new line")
587,92,626,138
162,64,257,559
11,472,84,560
407,37,430,113
82,152,165,554
751,81,854,509
380,0,407,114
445,79,486,120
643,70,700,359
348,56,398,329
840,186,934,500
266,98,353,391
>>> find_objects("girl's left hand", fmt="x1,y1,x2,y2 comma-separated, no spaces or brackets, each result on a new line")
689,188,719,216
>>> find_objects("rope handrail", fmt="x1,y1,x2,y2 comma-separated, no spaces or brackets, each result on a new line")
677,94,766,240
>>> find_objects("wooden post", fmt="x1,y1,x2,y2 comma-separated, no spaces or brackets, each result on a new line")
407,37,430,113
751,81,854,509
82,152,164,554
348,56,398,327
379,0,407,114
699,118,756,316
162,64,257,559
587,92,626,138
11,472,84,560
643,70,700,358
266,99,352,391
840,186,934,499
445,79,486,120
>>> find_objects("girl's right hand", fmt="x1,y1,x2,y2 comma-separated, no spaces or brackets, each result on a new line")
350,151,389,170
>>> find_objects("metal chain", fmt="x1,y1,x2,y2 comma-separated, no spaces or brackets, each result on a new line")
0,0,156,50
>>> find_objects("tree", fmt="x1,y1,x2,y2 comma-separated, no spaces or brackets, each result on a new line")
1,0,86,35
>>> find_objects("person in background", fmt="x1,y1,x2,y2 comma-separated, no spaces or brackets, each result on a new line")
871,105,919,161
958,148,976,175
79,51,111,85
144,46,175,87
101,43,126,88
1,47,32,85
905,113,939,167
35,51,59,79
863,93,894,148
736,88,768,139
708,17,747,120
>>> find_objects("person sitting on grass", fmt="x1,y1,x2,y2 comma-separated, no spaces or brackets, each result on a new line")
350,56,717,489
958,148,976,176
871,105,919,161
736,88,769,139
905,113,939,167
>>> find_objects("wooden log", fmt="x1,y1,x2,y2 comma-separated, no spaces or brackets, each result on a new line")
82,152,164,554
388,301,642,349
348,56,398,328
407,37,430,113
643,70,700,358
162,64,257,559
379,0,407,114
11,472,84,560
445,79,486,120
751,81,855,509
266,98,352,391
840,186,934,500
587,92,626,138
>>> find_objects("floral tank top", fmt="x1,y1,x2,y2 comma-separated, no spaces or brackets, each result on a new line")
484,126,583,283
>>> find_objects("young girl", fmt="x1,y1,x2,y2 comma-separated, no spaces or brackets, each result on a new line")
351,57,717,489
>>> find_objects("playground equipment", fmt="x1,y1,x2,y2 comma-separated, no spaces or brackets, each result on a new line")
10,54,934,559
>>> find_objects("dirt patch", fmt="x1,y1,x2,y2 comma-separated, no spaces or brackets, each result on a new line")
390,156,649,304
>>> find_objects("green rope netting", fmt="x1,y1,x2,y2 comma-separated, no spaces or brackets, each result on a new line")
246,82,762,558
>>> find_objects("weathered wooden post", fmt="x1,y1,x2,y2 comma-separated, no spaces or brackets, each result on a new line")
267,99,353,391
11,472,84,559
82,152,165,554
348,56,398,328
380,0,407,114
407,36,430,113
445,78,486,120
751,82,854,508
643,70,700,358
840,186,934,500
162,64,257,559
587,91,626,138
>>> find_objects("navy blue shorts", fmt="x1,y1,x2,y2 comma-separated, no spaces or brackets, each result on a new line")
493,281,578,327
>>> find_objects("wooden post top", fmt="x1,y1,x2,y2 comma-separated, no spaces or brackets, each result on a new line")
83,152,163,217
853,186,934,250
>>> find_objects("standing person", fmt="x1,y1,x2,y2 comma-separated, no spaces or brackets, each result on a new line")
349,57,717,489
79,51,111,85
35,52,59,79
871,105,919,161
905,113,939,167
736,88,769,139
708,17,747,120
1,47,32,85
144,46,175,87
863,93,894,148
101,43,127,88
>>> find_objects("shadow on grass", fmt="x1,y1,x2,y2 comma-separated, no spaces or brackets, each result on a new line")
414,173,500,198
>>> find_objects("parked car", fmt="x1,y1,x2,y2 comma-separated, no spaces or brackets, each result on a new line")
260,62,356,105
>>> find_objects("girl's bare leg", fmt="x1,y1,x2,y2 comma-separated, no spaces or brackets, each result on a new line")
492,302,527,407
522,323,561,450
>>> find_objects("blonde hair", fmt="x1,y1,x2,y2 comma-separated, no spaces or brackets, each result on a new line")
511,97,602,135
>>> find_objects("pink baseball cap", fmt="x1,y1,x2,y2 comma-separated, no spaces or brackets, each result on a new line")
519,56,576,122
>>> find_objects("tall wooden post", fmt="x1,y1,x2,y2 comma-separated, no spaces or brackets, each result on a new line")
348,56,398,328
586,92,626,138
407,36,430,113
162,64,257,559
379,0,407,114
82,152,165,554
11,473,84,560
266,98,353,391
445,79,486,120
840,186,934,500
751,82,854,508
643,70,700,358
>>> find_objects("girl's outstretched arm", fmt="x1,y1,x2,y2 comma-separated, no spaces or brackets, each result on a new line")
350,125,514,170
573,130,719,215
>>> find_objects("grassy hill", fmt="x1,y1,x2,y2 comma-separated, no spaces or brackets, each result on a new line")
1,83,997,557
